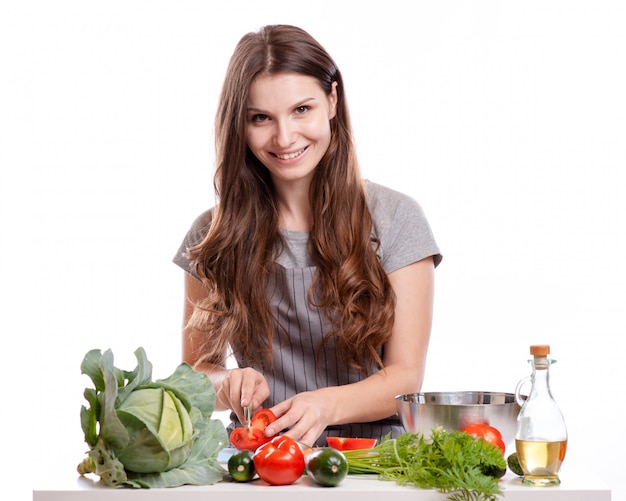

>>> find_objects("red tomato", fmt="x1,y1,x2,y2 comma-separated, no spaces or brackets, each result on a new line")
460,423,506,454
326,437,377,451
230,409,278,451
253,435,305,485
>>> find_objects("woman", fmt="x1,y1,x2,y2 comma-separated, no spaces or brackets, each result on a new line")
173,24,441,447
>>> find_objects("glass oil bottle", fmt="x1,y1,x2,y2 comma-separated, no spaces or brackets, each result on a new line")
515,344,567,486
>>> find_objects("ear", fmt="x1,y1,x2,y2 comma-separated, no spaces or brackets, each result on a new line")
328,81,338,119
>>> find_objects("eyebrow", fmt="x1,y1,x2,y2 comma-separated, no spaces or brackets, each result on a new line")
246,97,317,114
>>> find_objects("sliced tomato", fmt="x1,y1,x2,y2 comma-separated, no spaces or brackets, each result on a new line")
460,423,506,454
230,408,278,451
230,427,270,451
249,409,276,430
326,437,377,451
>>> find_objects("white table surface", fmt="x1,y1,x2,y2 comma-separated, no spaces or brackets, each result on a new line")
33,463,611,501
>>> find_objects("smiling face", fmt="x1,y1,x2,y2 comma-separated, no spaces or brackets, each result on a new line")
245,73,337,189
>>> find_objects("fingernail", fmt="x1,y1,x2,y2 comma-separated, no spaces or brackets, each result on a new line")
265,427,274,436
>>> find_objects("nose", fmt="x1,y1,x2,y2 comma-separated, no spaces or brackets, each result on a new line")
273,119,295,148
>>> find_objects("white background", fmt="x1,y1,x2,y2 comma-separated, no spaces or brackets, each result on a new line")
1,0,624,499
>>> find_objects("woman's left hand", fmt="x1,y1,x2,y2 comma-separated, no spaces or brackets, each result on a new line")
267,389,335,447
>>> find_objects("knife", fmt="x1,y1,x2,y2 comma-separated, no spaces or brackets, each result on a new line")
244,402,253,431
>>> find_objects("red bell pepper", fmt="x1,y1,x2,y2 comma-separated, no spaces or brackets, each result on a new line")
253,435,305,485
230,408,278,451
326,436,377,451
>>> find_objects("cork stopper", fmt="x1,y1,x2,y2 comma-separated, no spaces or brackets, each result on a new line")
530,345,550,356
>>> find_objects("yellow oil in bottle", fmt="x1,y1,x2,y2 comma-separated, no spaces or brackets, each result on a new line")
515,439,567,486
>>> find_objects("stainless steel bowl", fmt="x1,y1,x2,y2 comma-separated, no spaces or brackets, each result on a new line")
396,391,520,450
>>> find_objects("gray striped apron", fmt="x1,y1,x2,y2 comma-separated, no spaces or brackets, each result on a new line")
229,265,403,447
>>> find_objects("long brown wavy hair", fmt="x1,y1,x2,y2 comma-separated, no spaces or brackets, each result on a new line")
187,25,395,374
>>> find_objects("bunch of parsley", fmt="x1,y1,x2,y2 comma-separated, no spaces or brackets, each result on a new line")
343,429,507,501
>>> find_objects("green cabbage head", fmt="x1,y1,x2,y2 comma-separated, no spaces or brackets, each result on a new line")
78,347,228,488
114,387,193,472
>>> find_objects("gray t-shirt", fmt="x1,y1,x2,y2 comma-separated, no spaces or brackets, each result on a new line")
174,180,442,272
173,180,441,445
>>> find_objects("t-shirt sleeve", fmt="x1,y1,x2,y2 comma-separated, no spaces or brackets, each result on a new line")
172,208,214,275
367,182,442,274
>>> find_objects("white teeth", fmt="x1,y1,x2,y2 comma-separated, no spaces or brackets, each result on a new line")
275,148,304,160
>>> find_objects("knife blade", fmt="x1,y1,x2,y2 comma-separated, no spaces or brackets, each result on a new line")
244,402,253,431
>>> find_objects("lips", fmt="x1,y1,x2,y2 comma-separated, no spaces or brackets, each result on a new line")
273,147,307,160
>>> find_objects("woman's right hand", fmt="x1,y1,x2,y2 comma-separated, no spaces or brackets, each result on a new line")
182,273,270,422
217,366,271,425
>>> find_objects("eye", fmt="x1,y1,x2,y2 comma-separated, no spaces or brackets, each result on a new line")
251,113,269,123
294,105,310,115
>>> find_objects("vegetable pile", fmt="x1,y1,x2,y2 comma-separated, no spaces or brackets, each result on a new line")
77,347,228,488
228,409,309,486
343,429,507,501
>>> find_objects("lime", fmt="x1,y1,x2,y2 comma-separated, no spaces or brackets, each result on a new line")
507,452,524,476
228,450,256,482
305,447,348,487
